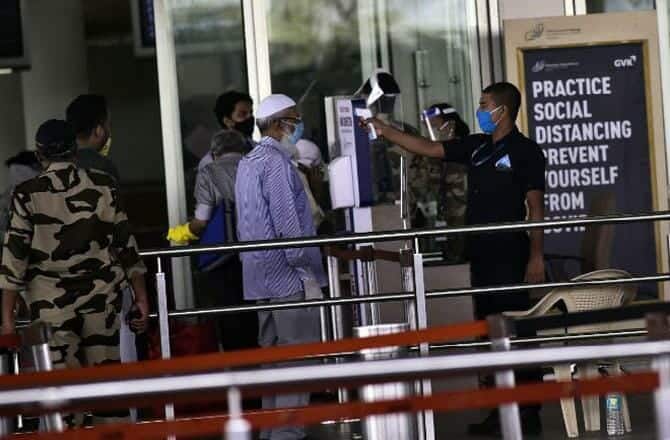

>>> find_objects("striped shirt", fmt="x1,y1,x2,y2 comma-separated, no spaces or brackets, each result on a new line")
235,137,327,300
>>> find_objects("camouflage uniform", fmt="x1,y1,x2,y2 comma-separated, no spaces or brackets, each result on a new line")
408,153,468,259
0,162,146,425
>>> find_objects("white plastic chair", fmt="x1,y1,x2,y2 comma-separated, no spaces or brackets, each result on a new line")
504,269,636,438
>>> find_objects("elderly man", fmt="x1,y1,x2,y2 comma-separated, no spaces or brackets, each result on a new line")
235,94,327,440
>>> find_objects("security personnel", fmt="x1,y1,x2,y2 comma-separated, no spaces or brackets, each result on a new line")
365,82,545,436
0,120,149,427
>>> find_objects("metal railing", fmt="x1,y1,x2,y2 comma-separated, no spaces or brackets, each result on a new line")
138,210,670,439
140,211,670,257
0,336,669,440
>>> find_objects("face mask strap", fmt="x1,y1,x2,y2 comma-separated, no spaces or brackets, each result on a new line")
490,105,504,124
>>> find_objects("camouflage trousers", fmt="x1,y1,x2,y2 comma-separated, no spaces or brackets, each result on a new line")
46,304,129,427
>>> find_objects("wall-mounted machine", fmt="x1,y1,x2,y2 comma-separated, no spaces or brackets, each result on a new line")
325,70,411,326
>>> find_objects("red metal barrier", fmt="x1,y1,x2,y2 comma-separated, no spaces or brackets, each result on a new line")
11,372,659,440
0,321,489,391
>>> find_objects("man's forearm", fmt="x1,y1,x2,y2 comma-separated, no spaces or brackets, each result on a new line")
129,274,148,304
189,219,207,237
380,124,445,158
529,229,544,260
527,191,545,260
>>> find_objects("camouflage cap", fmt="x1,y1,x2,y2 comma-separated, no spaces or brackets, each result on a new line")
35,119,77,159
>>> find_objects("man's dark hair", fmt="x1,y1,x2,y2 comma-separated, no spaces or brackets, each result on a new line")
214,91,253,127
65,94,108,137
210,129,247,157
428,102,471,139
482,82,521,121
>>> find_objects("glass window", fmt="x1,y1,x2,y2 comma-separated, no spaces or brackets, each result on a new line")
169,0,247,175
266,0,363,149
587,0,655,13
266,0,478,262
167,0,248,308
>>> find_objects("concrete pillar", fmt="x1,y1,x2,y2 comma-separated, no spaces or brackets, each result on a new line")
21,0,88,143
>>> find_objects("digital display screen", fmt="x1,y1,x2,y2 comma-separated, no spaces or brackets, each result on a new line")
0,1,24,60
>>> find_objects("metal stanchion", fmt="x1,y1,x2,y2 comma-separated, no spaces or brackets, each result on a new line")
400,250,417,328
362,246,381,325
319,306,331,344
400,249,424,440
225,387,251,440
12,352,22,430
648,313,670,440
357,251,373,327
0,351,11,435
327,254,346,342
412,251,435,440
24,323,63,433
155,257,175,422
326,253,349,403
488,315,522,440
355,323,417,440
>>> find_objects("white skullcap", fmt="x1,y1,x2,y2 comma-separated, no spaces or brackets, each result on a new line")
256,94,296,119
295,139,323,167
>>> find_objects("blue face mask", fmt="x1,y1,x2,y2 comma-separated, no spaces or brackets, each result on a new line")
287,121,304,146
476,106,502,135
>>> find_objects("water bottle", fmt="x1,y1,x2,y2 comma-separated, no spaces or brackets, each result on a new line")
606,393,625,436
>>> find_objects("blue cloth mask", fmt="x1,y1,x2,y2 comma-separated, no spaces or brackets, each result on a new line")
288,121,304,146
476,106,502,135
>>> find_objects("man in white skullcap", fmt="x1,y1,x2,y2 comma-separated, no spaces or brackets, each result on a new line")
235,94,327,440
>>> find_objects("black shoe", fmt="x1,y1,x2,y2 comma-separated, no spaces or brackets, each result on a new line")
467,409,543,437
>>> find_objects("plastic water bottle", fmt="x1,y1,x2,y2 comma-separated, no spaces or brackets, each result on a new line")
606,393,625,436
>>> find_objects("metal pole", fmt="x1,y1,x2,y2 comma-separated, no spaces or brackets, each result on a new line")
319,306,330,344
365,257,381,325
326,254,349,403
0,352,11,435
358,258,372,326
412,252,435,440
401,249,423,440
30,342,63,432
12,352,22,430
327,255,345,342
488,315,522,440
139,211,670,259
648,313,670,440
400,250,417,329
224,387,251,440
155,257,175,421
3,341,670,411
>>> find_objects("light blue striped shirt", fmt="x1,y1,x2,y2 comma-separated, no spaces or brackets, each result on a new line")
235,137,327,300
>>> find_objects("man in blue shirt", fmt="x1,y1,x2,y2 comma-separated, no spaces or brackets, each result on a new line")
235,94,327,440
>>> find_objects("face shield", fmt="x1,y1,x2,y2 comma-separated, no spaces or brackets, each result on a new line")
422,106,458,141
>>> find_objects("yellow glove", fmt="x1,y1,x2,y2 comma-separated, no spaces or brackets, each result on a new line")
167,223,199,245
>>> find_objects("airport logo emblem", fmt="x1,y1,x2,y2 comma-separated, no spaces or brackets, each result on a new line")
525,23,544,41
614,55,637,68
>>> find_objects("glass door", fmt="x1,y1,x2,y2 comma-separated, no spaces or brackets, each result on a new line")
264,0,482,260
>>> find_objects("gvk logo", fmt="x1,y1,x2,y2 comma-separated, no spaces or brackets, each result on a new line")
614,55,637,68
